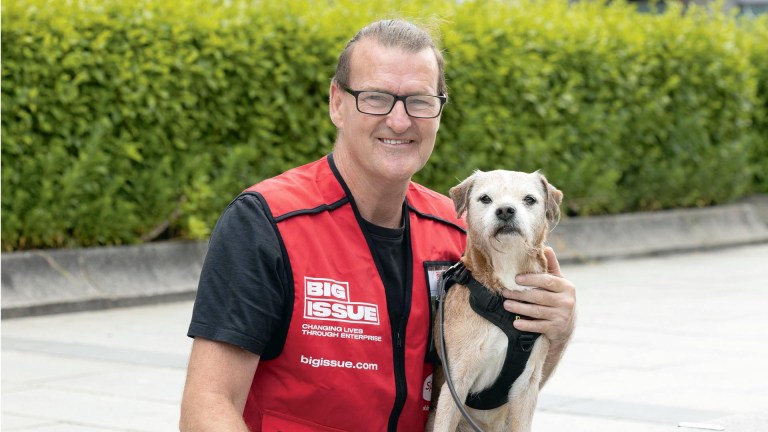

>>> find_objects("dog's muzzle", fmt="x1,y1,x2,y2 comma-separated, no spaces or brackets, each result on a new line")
494,206,522,236
494,222,522,236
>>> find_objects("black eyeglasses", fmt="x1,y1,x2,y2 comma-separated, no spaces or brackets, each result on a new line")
343,87,447,119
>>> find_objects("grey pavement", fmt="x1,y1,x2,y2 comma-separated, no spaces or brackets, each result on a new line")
3,243,768,431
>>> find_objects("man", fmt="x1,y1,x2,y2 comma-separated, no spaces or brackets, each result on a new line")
180,19,576,432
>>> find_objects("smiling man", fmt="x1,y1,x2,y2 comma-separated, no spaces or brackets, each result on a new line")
180,19,576,432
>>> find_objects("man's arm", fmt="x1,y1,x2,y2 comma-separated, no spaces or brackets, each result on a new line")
180,338,260,431
502,247,577,386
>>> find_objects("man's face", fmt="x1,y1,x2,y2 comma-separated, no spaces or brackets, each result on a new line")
329,39,442,186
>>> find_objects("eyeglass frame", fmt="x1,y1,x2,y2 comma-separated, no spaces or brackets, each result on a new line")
341,86,448,119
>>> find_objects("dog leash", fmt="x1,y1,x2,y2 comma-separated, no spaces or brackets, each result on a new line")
438,262,485,432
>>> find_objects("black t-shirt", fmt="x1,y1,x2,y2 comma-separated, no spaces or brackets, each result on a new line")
361,215,408,330
188,192,408,359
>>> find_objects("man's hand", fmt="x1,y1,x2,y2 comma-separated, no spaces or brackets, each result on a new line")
502,247,576,343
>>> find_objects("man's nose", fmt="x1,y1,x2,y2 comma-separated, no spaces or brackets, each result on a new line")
386,100,412,132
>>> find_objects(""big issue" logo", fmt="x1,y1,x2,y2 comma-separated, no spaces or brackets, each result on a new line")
303,277,380,325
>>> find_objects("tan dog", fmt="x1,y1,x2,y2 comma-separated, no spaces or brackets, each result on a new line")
430,170,562,432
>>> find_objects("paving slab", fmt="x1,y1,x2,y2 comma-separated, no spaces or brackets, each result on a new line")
3,388,179,431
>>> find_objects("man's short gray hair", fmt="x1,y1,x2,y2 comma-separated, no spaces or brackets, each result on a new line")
332,20,447,96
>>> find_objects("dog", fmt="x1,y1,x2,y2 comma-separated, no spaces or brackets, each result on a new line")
429,169,563,432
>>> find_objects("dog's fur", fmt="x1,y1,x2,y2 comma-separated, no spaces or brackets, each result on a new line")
429,170,563,432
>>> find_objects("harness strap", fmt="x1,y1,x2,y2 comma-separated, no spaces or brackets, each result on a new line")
441,262,540,411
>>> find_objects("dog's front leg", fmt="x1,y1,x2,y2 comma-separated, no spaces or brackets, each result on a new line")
506,385,538,432
505,338,549,432
431,379,471,432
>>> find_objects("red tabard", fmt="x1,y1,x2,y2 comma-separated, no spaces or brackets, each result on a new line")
241,155,465,431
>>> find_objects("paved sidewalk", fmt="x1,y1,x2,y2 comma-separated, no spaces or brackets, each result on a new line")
3,244,768,431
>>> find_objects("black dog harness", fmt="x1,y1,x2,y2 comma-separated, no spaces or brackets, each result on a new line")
440,262,540,410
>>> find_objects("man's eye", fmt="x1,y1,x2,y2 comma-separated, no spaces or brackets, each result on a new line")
361,95,388,105
479,195,492,204
524,195,537,206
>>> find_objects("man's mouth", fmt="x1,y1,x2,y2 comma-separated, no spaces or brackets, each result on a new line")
379,138,414,145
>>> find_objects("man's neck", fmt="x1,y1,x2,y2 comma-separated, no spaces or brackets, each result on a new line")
357,190,406,228
334,153,409,229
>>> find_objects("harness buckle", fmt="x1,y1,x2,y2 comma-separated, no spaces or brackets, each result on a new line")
519,334,536,353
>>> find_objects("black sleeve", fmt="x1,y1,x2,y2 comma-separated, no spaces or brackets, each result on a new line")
187,192,289,358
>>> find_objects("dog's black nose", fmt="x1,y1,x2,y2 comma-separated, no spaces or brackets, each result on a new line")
496,206,516,221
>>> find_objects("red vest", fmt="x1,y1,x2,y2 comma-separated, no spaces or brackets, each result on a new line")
242,155,465,431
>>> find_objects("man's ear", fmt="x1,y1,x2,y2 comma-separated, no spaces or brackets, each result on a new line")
449,172,478,218
538,173,563,223
329,81,344,129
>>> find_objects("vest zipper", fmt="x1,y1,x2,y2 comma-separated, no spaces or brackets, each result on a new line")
388,321,408,432
387,208,414,431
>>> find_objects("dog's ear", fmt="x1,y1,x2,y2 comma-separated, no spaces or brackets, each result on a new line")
449,172,477,218
538,174,563,223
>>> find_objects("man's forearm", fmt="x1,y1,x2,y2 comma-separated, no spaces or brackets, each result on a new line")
180,392,250,432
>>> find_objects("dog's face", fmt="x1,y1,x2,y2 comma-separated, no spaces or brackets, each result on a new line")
450,170,562,249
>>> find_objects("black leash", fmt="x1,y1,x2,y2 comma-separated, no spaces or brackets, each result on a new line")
438,262,484,432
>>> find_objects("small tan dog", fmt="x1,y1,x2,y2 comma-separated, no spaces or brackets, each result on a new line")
430,170,562,432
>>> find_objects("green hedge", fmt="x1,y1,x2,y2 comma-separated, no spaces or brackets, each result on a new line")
746,17,768,193
2,0,766,251
426,1,764,214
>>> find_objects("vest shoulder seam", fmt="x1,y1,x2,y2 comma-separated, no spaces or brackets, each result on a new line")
408,204,466,234
273,197,349,223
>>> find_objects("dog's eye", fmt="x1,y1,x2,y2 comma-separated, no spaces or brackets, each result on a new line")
524,195,537,206
478,194,492,204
